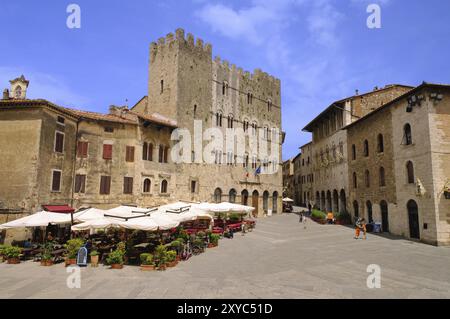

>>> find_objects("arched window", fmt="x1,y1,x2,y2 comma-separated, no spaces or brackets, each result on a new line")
160,80,164,94
142,142,148,161
263,191,269,212
160,179,168,194
216,113,223,127
241,189,249,205
267,99,272,112
377,134,384,153
272,191,278,213
214,188,222,203
365,170,370,187
143,178,151,193
222,82,228,95
404,123,412,145
366,201,373,223
352,144,356,160
229,189,237,203
227,115,234,128
158,145,164,163
353,201,359,218
164,146,169,163
406,161,415,184
379,167,386,187
193,105,197,118
363,140,369,157
353,172,358,189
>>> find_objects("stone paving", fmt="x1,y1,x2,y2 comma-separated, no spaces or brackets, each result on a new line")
1,213,450,299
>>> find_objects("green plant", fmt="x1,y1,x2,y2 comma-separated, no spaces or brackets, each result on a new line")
0,244,6,256
40,242,54,261
229,213,241,222
166,250,177,263
3,246,22,259
140,253,154,265
90,250,99,257
209,234,220,245
170,240,182,252
193,238,204,248
153,244,168,267
65,238,85,259
196,231,206,239
116,241,126,254
311,210,326,220
176,237,185,244
106,250,124,265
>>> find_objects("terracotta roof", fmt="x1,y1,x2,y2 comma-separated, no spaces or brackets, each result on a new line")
342,82,450,131
62,107,137,124
130,111,178,128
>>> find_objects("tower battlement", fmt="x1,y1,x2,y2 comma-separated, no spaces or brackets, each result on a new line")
150,28,212,61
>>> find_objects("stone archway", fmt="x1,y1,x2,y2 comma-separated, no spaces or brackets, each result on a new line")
332,189,339,213
339,189,347,213
272,191,279,214
407,200,420,239
241,189,249,206
252,190,259,217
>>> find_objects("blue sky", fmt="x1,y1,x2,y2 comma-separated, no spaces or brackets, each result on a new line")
1,0,449,160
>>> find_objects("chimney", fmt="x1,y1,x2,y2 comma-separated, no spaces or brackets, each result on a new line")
355,89,359,96
3,89,9,100
374,86,379,91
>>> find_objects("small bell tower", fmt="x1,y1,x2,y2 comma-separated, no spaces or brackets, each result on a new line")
9,75,29,99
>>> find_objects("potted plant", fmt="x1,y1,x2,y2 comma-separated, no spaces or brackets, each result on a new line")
90,250,99,267
153,244,168,271
40,242,54,266
170,240,182,261
311,210,327,224
140,253,155,271
208,234,220,248
335,212,352,225
4,246,22,264
166,250,178,267
106,249,124,269
64,238,85,266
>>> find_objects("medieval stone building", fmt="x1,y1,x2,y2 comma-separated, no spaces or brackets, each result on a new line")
0,29,284,243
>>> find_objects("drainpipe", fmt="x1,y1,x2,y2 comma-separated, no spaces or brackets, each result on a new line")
70,118,80,227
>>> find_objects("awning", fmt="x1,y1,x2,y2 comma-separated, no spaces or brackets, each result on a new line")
42,205,75,213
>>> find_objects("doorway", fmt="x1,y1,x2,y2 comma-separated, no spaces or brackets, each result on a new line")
380,200,389,232
407,200,420,239
252,190,259,217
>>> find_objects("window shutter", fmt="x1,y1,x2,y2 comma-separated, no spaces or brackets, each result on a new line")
103,144,112,159
124,177,133,194
164,146,169,163
55,132,64,153
52,171,61,192
148,144,153,161
77,142,88,158
100,176,111,195
126,146,135,162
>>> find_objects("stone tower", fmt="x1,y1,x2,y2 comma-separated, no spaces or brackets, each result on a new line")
147,28,213,132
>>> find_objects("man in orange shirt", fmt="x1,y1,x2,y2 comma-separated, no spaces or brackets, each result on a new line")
327,212,334,224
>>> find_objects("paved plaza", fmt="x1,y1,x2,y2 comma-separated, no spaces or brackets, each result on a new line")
1,213,450,299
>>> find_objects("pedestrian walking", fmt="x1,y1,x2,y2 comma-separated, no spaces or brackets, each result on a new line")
302,214,307,229
299,212,304,223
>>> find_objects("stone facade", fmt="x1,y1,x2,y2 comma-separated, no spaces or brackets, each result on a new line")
302,85,412,214
343,83,450,246
0,29,284,243
298,142,313,207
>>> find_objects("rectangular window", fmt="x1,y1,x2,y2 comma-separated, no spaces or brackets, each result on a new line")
57,116,65,125
123,177,133,194
77,141,89,158
104,126,114,133
100,176,111,195
191,180,196,193
103,144,113,160
51,170,62,192
125,146,135,162
74,174,86,193
54,131,64,153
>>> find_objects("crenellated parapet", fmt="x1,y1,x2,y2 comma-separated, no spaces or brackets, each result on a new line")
150,28,212,62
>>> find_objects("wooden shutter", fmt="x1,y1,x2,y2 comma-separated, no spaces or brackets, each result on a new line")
164,146,169,163
100,176,111,195
126,146,135,162
75,174,86,193
159,145,163,163
52,171,61,192
148,144,153,161
55,132,64,153
103,144,113,160
142,142,148,161
77,142,88,158
124,177,133,194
